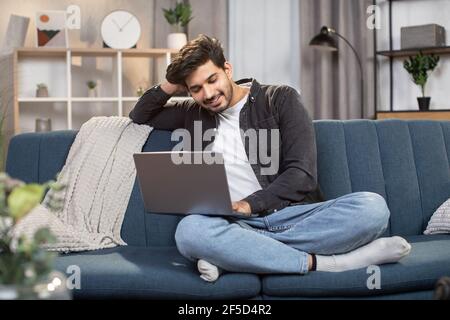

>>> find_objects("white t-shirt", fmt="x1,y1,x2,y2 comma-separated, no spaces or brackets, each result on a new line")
212,93,262,202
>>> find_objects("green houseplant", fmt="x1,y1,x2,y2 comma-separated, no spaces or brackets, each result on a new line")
0,173,66,299
403,52,440,111
86,81,97,90
86,80,97,98
163,2,193,49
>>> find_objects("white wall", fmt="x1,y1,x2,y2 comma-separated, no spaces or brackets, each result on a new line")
377,0,450,111
228,0,300,91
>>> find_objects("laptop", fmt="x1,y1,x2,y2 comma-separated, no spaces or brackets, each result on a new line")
133,151,253,217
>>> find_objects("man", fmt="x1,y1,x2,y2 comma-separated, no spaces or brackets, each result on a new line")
129,34,411,282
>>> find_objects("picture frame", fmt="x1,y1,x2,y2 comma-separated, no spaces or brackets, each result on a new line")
35,10,68,48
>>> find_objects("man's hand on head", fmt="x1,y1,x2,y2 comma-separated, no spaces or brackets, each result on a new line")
232,200,252,216
160,80,186,96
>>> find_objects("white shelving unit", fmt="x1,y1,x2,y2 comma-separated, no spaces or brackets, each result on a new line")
13,47,178,134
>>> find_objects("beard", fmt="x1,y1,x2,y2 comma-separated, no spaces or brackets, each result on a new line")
200,81,234,113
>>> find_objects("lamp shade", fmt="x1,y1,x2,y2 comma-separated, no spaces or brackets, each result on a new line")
309,26,338,51
308,25,365,118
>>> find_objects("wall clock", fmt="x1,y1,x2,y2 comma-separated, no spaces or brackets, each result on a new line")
101,10,141,49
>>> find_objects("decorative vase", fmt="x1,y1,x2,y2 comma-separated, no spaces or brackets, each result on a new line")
88,88,97,98
36,87,49,98
417,97,431,111
167,33,187,50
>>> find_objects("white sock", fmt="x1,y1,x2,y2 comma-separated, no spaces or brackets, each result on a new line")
197,259,222,282
316,236,412,272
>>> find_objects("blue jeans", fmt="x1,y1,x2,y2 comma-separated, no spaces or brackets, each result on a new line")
175,192,390,274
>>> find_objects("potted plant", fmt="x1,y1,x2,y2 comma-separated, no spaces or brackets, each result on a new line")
35,83,49,98
0,173,68,299
403,52,440,111
163,2,193,49
86,80,97,98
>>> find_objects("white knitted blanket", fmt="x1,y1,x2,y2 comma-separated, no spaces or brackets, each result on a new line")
14,117,152,252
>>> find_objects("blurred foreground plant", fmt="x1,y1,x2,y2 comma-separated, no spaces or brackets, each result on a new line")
0,173,64,290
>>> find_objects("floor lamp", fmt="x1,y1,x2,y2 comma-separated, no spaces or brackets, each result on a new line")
309,26,364,119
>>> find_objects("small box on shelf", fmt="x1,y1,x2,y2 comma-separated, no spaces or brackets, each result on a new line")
401,24,446,50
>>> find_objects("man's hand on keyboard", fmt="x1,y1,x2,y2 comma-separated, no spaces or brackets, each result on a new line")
232,200,252,216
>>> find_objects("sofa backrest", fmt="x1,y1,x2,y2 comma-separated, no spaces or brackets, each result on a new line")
315,120,450,237
5,120,450,246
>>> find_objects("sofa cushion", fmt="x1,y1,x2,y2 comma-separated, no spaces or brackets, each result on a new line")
54,246,261,299
261,234,450,298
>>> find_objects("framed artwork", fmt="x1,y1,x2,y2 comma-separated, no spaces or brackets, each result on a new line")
36,10,68,47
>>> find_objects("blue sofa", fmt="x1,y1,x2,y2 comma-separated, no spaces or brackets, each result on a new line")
5,119,450,299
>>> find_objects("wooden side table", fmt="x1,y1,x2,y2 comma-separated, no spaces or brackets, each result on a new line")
376,110,450,120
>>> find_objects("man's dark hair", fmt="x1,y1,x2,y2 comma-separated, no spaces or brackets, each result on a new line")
166,34,226,86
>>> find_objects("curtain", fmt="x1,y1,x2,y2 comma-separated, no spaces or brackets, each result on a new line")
228,0,300,90
299,0,375,119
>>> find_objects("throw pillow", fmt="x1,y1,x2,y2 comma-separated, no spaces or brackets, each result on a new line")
424,198,450,235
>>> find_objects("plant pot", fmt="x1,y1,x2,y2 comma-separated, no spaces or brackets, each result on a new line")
88,88,97,98
36,87,49,98
417,97,431,111
167,33,187,50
